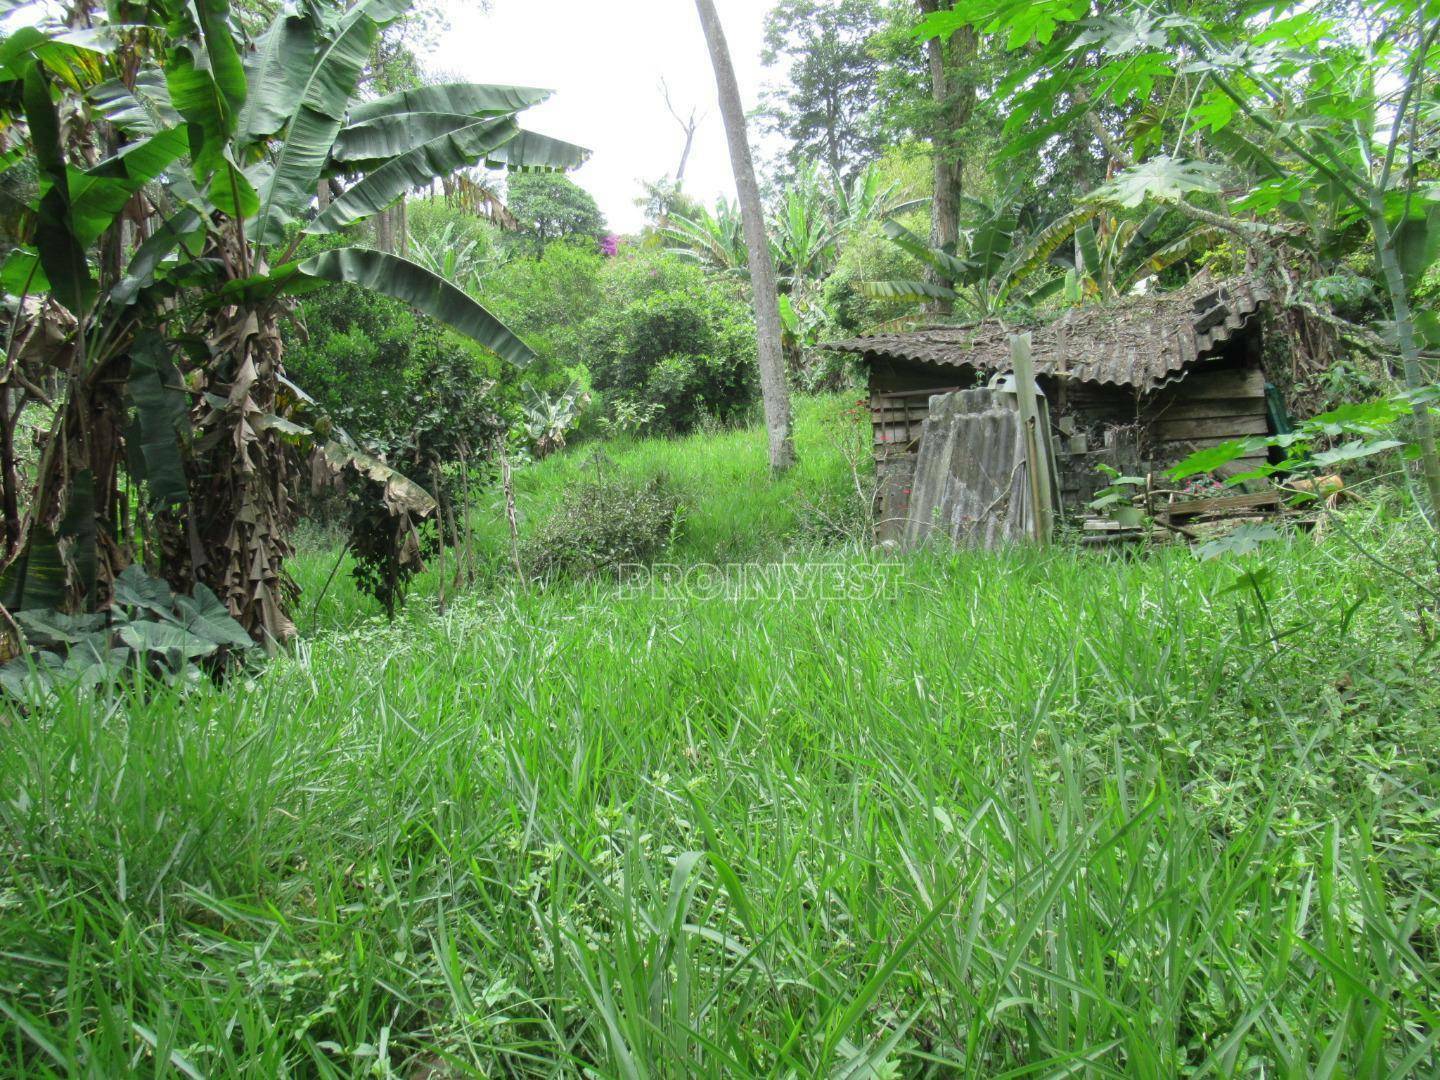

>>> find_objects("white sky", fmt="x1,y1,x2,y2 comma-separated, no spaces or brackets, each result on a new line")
429,0,779,233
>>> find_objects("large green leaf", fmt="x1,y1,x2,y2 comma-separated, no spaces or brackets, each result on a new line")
0,25,111,90
297,248,534,367
309,116,519,233
22,64,95,316
117,619,217,661
483,129,590,172
1394,205,1440,294
65,128,188,245
1075,221,1102,277
109,207,205,307
169,584,254,650
13,609,108,648
347,82,551,125
125,332,192,508
206,151,260,218
236,11,314,143
1123,226,1220,289
1,250,47,297
111,563,176,616
857,279,959,303
0,472,96,611
165,0,247,178
881,220,971,283
966,206,1019,280
331,111,507,165
249,0,408,245
0,527,64,611
90,69,179,136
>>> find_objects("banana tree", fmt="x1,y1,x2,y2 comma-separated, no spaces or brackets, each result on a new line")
1010,202,1219,303
660,196,750,275
0,0,587,642
859,195,1059,318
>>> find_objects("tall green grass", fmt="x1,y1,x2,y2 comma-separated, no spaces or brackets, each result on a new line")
290,394,870,633
2,500,1438,1076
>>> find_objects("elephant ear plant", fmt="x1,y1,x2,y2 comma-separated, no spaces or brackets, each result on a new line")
1,565,257,707
0,0,587,649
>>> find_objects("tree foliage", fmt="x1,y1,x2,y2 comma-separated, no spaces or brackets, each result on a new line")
759,0,889,182
505,171,606,255
0,0,587,642
583,252,758,434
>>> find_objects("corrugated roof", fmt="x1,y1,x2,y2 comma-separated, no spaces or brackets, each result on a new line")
829,274,1271,392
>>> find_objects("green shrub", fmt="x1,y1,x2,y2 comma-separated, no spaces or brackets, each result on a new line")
523,472,681,579
480,241,604,375
583,252,757,434
819,218,925,335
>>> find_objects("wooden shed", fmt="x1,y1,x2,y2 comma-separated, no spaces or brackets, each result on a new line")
829,275,1281,540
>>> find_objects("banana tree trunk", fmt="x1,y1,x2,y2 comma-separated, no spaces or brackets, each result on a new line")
187,307,299,646
694,0,796,473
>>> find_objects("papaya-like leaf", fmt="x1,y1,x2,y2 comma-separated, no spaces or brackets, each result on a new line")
1093,155,1225,208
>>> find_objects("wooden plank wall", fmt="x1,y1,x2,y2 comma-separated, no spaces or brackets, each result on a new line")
1144,366,1270,472
867,360,969,454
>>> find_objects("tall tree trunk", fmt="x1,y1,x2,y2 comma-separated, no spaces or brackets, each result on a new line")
918,0,976,316
1375,223,1440,518
694,0,796,472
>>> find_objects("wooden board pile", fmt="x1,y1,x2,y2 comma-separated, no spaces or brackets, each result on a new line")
1081,476,1344,545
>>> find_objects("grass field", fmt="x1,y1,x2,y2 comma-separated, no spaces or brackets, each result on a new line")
290,394,870,634
2,407,1439,1077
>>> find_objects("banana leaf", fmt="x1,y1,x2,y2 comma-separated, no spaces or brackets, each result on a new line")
310,116,520,232
347,81,550,125
297,248,534,367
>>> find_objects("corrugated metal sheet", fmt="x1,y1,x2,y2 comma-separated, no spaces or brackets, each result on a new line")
904,388,1050,550
830,275,1271,392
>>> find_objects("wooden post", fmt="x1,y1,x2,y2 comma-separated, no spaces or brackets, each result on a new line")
1011,333,1055,544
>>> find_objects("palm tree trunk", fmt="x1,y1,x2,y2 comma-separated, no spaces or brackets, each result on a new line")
694,0,796,472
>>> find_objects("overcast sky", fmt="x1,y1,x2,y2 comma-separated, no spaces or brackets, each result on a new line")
429,0,780,233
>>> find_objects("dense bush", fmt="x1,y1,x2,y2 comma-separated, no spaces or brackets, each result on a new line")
282,263,508,613
583,252,758,434
523,471,681,579
480,241,604,375
819,217,926,336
